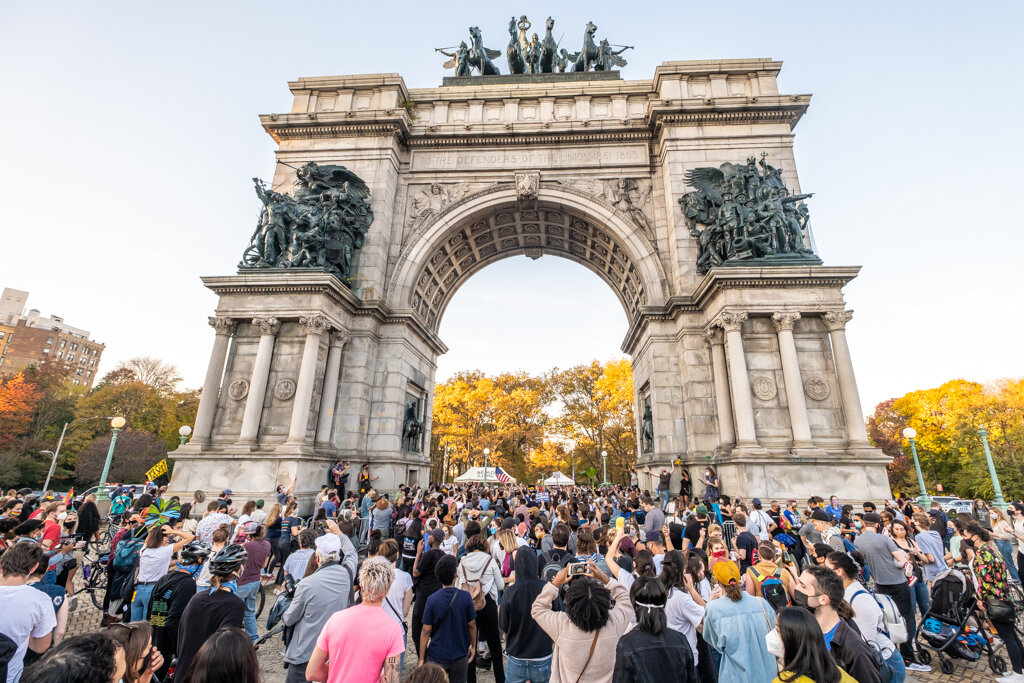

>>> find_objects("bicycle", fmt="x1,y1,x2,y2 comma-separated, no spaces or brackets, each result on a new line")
1009,581,1024,636
90,515,122,555
74,553,108,610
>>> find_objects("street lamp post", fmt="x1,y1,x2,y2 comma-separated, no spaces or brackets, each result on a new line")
178,425,192,447
979,427,1008,511
483,448,490,485
601,450,608,487
96,417,127,502
902,427,931,507
42,415,115,493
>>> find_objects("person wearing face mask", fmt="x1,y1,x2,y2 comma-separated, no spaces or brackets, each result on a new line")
974,499,993,530
826,551,906,683
146,540,210,680
990,506,1020,584
790,566,883,683
767,606,857,683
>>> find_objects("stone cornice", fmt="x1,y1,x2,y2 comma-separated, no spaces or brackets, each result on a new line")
406,129,651,148
648,96,811,132
202,273,448,356
260,113,410,144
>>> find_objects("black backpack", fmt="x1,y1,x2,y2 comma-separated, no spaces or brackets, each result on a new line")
749,567,790,612
540,549,571,582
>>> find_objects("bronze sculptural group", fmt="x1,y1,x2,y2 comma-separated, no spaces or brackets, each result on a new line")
679,154,816,274
239,162,374,284
438,16,631,76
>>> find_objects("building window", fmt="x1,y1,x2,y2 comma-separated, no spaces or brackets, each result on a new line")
67,354,74,363
46,337,53,345
57,352,63,359
92,349,98,356
70,343,78,351
43,349,50,355
60,339,66,348
0,332,4,339
86,370,91,378
80,357,86,364
89,359,95,367
76,369,83,376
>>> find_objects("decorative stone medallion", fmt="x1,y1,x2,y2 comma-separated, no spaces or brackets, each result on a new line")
228,378,249,401
752,376,777,401
804,377,830,401
274,378,297,401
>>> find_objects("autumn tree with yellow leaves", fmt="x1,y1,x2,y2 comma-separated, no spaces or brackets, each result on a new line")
868,378,1024,499
430,360,637,484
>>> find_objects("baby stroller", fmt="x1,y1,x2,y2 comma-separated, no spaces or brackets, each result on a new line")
915,568,1006,675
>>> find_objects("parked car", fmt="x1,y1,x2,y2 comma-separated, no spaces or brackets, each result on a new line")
930,495,961,507
945,499,974,517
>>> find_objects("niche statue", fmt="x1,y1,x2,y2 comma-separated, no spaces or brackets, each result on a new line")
240,162,374,284
402,401,424,453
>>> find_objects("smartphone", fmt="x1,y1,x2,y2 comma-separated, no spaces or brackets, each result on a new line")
568,562,589,576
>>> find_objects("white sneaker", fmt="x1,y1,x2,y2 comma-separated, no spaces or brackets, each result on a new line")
996,672,1024,683
907,662,932,672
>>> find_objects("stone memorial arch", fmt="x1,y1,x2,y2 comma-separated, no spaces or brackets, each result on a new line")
168,55,893,507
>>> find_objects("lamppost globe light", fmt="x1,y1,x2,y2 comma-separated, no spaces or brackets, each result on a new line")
902,427,917,439
601,450,607,457
179,425,192,437
110,416,126,430
483,448,490,456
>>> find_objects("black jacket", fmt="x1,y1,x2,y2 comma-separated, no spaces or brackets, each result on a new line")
830,618,882,683
498,547,554,659
612,627,697,683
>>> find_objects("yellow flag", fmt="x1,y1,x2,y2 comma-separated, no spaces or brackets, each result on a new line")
146,459,168,481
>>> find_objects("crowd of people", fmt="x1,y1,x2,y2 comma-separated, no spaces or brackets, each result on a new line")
0,463,1023,683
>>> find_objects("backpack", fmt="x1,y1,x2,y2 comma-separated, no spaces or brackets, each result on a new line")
500,551,513,578
113,536,144,569
461,557,492,610
749,567,790,612
853,589,908,644
540,550,571,582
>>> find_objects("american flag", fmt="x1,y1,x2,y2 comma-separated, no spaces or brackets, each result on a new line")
495,466,511,484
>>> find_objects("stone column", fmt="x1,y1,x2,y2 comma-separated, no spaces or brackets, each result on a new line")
238,317,280,445
772,312,814,448
713,311,759,448
286,316,331,444
824,310,871,448
704,328,735,447
192,317,236,446
315,331,350,446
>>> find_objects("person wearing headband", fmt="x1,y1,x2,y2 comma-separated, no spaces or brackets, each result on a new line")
612,575,696,681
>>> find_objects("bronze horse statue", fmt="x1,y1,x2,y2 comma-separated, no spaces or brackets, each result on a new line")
540,16,557,73
468,26,501,75
573,21,599,72
506,17,526,74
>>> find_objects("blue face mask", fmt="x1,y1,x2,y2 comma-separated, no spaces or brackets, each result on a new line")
176,563,202,578
212,580,238,595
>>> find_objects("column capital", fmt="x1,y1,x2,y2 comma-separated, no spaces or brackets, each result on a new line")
329,330,351,349
771,311,801,332
823,309,854,331
703,327,724,346
208,316,237,336
711,310,748,332
252,317,281,336
298,315,331,335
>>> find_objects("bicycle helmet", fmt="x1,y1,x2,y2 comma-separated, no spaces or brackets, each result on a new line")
178,540,212,566
207,543,248,576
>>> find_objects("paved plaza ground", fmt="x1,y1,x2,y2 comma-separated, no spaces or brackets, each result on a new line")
63,558,994,683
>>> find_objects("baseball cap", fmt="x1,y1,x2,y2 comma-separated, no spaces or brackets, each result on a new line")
752,498,762,506
314,534,341,555
243,521,261,535
810,510,831,523
255,499,264,507
502,517,516,530
221,489,232,496
695,505,708,516
429,528,445,544
712,560,741,586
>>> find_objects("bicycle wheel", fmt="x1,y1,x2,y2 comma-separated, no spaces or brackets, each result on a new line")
255,584,266,619
1010,583,1024,636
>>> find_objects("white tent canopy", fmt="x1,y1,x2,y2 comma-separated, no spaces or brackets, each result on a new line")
543,471,575,486
453,466,517,484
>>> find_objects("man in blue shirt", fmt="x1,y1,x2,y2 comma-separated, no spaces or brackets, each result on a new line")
419,555,477,683
321,492,338,518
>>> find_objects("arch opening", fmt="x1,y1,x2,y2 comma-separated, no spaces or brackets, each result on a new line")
409,201,652,330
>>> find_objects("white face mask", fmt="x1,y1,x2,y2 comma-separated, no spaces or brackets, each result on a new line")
57,512,67,521
765,628,785,658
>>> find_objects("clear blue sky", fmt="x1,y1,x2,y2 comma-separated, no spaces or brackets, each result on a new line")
2,1,1021,416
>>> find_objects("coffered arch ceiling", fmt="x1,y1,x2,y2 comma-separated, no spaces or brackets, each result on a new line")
409,202,649,331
